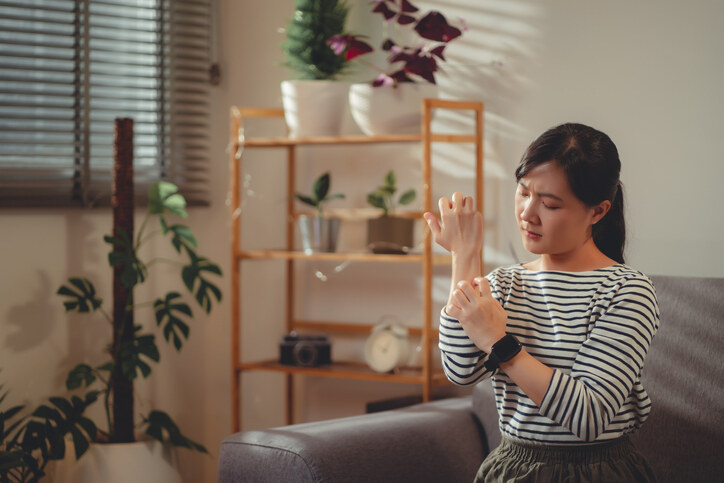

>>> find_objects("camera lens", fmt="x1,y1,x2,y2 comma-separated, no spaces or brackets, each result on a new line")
293,342,318,367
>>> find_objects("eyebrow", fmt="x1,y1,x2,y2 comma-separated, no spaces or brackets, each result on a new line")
518,181,564,202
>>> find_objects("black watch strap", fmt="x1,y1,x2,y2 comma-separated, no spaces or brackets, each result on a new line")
484,334,522,371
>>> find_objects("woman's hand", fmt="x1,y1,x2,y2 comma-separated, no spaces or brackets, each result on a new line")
446,277,507,353
423,192,483,257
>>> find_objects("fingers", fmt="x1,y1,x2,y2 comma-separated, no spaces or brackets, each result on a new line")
423,212,441,235
445,303,462,319
452,191,463,209
473,277,491,296
446,193,476,211
438,196,452,215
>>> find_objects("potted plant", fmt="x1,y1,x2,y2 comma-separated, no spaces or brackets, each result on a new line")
366,170,417,254
51,180,221,481
280,0,351,137
327,0,465,135
295,172,345,254
1,373,98,482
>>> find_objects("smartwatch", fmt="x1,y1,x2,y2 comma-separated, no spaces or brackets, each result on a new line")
484,334,522,371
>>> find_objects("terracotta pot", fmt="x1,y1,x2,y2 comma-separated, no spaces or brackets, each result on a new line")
367,216,415,254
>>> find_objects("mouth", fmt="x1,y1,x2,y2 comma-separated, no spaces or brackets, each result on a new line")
521,226,542,240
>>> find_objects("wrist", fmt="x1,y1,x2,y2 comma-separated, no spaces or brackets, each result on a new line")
484,334,522,371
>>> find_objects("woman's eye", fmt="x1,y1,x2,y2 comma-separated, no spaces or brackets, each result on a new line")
543,203,560,210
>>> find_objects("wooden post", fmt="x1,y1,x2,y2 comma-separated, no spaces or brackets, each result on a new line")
111,117,135,443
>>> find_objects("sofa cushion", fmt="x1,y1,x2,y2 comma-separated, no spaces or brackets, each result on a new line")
633,275,724,482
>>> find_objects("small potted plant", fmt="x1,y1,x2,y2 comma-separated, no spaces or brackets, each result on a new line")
326,0,466,135
366,170,417,254
280,0,351,137
295,172,345,254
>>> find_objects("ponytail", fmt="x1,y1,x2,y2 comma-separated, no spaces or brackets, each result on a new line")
593,181,625,264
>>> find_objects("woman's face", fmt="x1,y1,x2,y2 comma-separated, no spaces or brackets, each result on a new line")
515,161,605,258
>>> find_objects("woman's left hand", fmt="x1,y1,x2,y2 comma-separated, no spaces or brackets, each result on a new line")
446,277,508,353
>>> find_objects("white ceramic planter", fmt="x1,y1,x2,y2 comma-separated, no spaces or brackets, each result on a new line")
52,439,182,483
348,82,438,136
281,80,349,138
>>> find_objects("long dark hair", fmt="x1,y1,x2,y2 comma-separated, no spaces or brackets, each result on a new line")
515,123,626,263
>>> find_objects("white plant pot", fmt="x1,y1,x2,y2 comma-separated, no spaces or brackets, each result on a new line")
281,80,349,138
52,439,182,483
348,82,438,136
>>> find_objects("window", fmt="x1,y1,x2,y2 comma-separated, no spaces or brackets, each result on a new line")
0,0,212,207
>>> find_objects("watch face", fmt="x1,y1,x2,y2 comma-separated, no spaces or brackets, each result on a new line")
493,334,522,362
365,330,405,373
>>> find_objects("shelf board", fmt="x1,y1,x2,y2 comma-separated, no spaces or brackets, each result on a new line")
241,133,420,147
239,133,477,147
236,249,452,265
237,359,440,384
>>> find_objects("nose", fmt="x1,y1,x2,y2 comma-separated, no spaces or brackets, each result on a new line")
519,198,538,224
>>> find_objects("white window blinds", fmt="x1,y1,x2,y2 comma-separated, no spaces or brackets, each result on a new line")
0,0,211,207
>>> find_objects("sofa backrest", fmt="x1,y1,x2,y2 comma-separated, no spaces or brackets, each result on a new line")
633,275,724,483
472,275,724,483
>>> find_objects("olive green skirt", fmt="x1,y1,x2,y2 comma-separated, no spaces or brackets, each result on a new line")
475,436,656,483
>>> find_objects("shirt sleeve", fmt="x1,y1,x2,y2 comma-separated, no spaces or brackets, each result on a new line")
538,275,660,442
437,271,506,385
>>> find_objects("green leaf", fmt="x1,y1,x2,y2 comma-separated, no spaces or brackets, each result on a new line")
325,193,345,202
312,172,330,202
154,293,192,351
294,193,317,208
0,449,26,472
168,224,197,254
48,397,72,419
57,278,102,313
398,188,417,206
66,363,96,391
96,362,114,374
120,332,160,379
144,410,207,453
160,216,169,235
379,185,396,196
182,256,223,313
384,170,396,189
106,227,147,289
148,182,188,218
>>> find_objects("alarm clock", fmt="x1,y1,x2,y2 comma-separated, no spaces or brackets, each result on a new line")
364,321,410,373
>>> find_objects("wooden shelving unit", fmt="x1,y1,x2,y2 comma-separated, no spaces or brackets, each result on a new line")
229,99,483,432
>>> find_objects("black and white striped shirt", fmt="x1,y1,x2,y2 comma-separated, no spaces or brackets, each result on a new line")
439,264,660,444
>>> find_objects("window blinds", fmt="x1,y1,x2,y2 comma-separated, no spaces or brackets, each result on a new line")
0,0,211,207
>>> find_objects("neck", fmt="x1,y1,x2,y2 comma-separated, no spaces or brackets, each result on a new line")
530,238,616,272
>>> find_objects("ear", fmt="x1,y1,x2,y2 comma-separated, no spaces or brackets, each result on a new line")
590,199,611,225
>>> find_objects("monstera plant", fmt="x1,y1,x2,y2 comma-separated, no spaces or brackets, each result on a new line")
1,373,97,482
56,181,221,453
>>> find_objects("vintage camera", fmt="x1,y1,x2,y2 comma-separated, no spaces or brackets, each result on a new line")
279,332,331,367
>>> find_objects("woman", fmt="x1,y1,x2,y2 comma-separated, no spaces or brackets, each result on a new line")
423,123,659,482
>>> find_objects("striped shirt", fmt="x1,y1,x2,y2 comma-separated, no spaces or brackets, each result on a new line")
439,264,660,445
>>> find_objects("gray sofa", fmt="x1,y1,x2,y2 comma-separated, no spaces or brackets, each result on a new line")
218,275,724,482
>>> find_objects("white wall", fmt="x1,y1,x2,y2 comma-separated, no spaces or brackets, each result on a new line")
1,0,723,481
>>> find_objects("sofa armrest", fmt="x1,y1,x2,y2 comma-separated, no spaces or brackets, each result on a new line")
218,396,488,483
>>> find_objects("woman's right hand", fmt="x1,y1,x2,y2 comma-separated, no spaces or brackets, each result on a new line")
423,192,483,256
